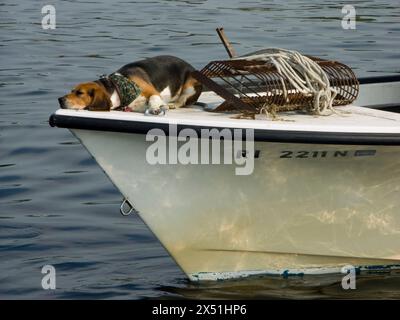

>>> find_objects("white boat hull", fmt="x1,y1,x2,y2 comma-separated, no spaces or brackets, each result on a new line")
50,77,400,280
72,128,400,280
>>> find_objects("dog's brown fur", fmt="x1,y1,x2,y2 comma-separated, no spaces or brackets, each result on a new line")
62,82,112,111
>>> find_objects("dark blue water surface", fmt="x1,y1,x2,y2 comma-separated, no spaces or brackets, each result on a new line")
1,0,400,299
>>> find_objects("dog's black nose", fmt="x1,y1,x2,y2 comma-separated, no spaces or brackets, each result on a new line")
58,97,66,109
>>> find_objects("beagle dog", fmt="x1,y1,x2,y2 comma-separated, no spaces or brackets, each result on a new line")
58,55,202,114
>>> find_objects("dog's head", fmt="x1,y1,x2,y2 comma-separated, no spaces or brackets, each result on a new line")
58,82,111,111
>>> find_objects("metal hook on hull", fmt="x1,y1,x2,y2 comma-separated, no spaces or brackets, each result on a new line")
120,198,137,216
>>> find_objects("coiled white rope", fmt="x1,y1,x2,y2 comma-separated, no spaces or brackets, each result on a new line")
236,48,338,115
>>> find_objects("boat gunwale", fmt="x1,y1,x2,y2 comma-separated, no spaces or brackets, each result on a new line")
49,113,400,145
49,75,400,145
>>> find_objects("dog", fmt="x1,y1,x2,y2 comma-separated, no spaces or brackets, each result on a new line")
58,55,202,114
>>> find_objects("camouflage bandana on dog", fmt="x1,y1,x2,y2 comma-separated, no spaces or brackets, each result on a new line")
108,73,142,108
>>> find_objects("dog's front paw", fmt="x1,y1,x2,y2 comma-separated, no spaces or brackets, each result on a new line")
146,107,162,115
146,95,168,115
145,105,168,116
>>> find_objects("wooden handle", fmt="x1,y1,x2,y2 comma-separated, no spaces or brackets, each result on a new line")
216,27,237,58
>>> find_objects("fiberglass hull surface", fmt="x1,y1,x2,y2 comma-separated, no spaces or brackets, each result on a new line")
71,128,400,280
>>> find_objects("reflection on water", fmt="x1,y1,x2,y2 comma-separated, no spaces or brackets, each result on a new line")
160,271,400,299
0,0,399,299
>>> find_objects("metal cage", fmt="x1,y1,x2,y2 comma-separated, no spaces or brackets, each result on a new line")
192,56,359,113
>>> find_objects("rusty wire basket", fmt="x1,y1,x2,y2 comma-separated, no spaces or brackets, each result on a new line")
192,55,359,114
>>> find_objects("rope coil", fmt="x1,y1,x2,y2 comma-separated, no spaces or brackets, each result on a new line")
236,48,337,115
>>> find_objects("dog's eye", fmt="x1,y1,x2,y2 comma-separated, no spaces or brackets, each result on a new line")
76,90,83,96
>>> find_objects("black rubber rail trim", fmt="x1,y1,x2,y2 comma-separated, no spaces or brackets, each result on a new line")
358,74,400,84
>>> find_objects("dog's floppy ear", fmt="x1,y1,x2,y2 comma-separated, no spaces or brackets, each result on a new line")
87,87,112,111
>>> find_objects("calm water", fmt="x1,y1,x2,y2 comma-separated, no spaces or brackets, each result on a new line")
1,0,400,299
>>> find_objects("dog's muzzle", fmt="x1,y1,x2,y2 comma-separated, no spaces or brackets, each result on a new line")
58,97,67,109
